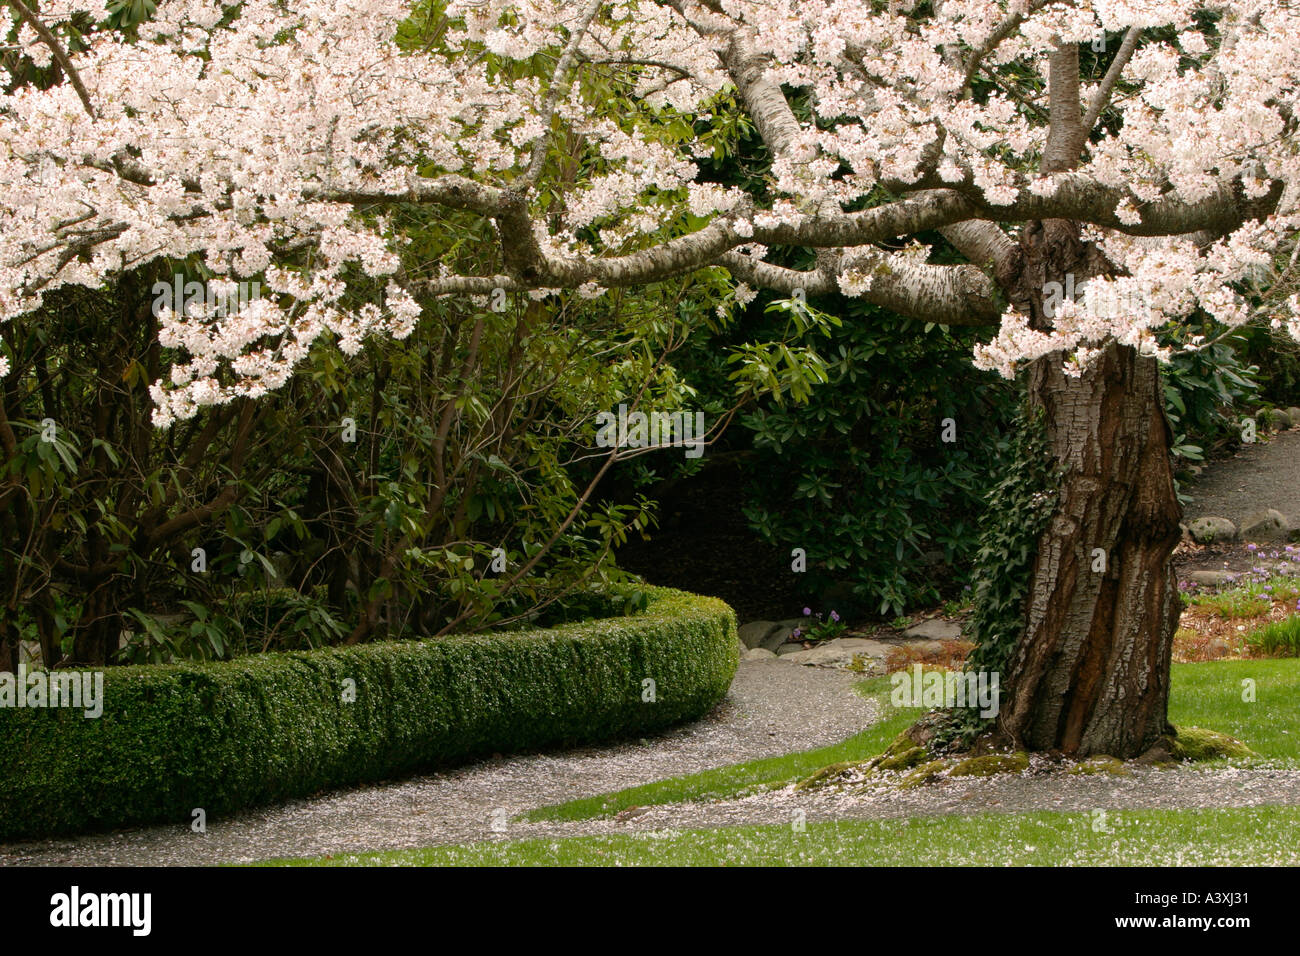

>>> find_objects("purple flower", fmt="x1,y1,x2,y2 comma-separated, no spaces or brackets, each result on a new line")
802,607,812,616
792,628,802,638
830,610,840,623
1247,543,1258,551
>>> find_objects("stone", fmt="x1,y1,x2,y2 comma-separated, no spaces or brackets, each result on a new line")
760,626,795,653
1187,570,1233,586
1258,407,1292,430
848,657,884,676
738,620,781,650
902,618,962,641
836,637,892,657
1240,509,1288,543
780,637,892,668
741,648,778,661
779,645,845,666
1205,638,1231,659
1188,516,1237,544
1287,515,1300,544
903,639,948,659
775,642,805,657
1288,407,1300,427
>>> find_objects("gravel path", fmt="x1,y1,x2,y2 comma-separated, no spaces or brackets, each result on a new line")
0,660,877,866
1182,428,1300,525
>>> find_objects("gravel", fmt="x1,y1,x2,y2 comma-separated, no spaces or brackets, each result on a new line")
1182,429,1300,525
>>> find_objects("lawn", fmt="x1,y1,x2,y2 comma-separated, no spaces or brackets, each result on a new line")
262,806,1300,867
1166,658,1300,766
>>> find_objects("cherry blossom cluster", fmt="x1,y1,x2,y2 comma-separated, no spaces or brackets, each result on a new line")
0,0,1298,413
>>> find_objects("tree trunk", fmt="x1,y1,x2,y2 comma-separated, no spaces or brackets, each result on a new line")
1000,341,1182,757
997,221,1183,758
71,585,118,667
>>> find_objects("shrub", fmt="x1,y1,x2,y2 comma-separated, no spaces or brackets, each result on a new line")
1160,331,1260,465
1246,616,1300,657
667,297,1017,619
0,588,736,840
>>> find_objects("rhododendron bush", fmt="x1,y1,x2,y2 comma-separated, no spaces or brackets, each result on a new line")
1,0,1298,755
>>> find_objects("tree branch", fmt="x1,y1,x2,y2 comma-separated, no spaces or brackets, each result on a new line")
8,0,96,118
1082,26,1142,133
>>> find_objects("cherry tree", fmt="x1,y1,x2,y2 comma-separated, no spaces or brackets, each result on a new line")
1,0,1298,756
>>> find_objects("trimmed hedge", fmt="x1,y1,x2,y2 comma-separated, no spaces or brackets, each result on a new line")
0,588,737,841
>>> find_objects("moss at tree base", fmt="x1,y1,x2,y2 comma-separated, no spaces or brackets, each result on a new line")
946,751,1030,777
1067,755,1129,776
1169,726,1256,761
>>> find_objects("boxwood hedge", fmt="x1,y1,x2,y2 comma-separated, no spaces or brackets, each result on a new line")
0,588,737,841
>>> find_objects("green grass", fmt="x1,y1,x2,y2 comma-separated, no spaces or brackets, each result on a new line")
521,658,1300,825
519,673,915,824
1168,658,1300,764
261,806,1300,867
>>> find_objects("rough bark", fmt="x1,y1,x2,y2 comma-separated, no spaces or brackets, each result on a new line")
997,220,1183,758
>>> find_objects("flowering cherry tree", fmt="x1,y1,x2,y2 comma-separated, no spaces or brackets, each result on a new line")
2,0,1299,755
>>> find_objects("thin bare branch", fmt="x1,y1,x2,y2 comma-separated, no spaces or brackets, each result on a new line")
8,0,96,118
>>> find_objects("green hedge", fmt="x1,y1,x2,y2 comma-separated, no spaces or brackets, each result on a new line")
0,588,737,841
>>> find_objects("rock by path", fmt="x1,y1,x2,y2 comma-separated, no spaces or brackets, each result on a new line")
1176,429,1300,577
0,660,876,867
